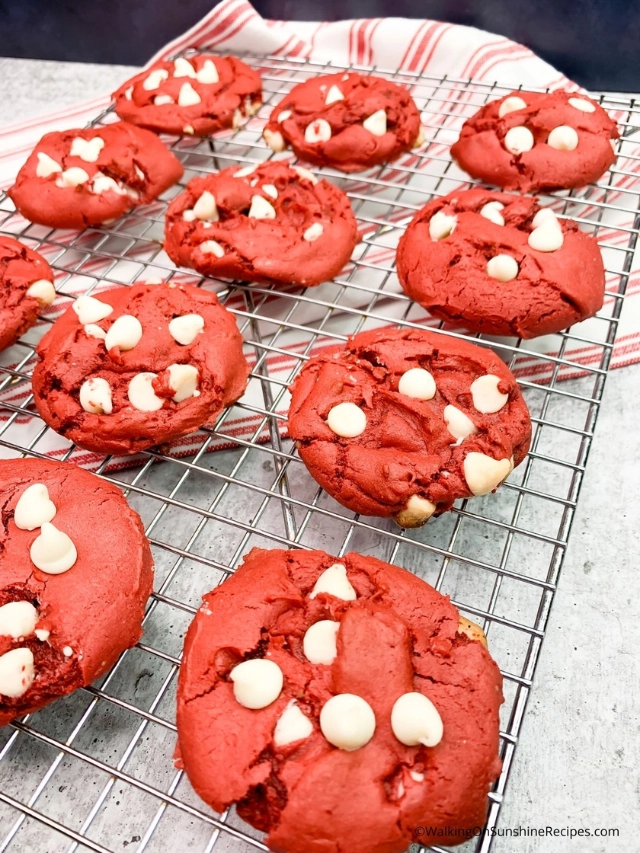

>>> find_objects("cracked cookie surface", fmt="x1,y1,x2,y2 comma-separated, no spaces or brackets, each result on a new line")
396,188,605,338
263,72,422,173
177,547,503,853
113,54,262,137
32,282,249,456
164,160,358,287
0,236,56,353
288,328,531,526
9,121,183,229
0,458,153,725
450,90,618,191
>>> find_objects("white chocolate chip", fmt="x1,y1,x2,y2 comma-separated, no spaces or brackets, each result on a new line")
177,83,201,107
568,97,596,113
62,646,73,657
230,658,283,709
128,373,164,412
391,692,443,747
413,126,426,148
303,620,340,665
124,87,133,100
274,700,313,747
504,126,534,155
325,85,344,105
0,601,38,640
429,211,457,241
183,125,195,135
70,136,104,163
547,125,579,151
183,209,196,221
14,483,56,530
30,522,78,575
310,564,356,601
79,377,113,415
264,129,286,151
532,207,559,228
293,166,318,184
134,166,145,181
55,167,90,188
528,218,564,252
326,402,366,438
234,165,257,178
498,95,527,117
199,240,225,257
410,770,424,782
173,57,197,78
262,184,278,200
104,314,143,352
167,364,199,402
168,313,204,345
277,110,292,122
26,279,56,306
143,68,169,90
91,173,127,195
84,323,107,340
248,195,276,220
443,405,477,440
196,59,219,84
486,254,518,282
394,495,437,528
35,629,49,642
35,152,62,178
480,202,505,227
470,374,509,414
154,95,174,106
232,109,244,129
193,190,219,221
362,109,387,137
303,222,323,242
0,648,35,698
304,119,332,144
463,452,511,496
319,694,376,751
398,367,436,401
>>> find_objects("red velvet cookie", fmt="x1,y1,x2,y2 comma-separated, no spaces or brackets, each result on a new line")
177,548,503,853
450,90,618,191
396,188,605,338
0,236,57,352
0,458,153,725
164,160,358,287
8,121,183,229
32,282,249,456
113,54,262,137
263,72,423,173
288,328,531,527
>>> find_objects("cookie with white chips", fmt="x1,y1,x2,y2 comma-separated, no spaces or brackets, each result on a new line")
397,188,605,338
451,90,618,191
32,282,249,455
164,160,358,287
0,236,57,353
263,72,423,173
177,547,503,853
0,458,153,725
9,121,183,229
113,54,262,137
288,328,531,527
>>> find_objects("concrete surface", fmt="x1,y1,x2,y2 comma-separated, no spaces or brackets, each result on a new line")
0,56,638,853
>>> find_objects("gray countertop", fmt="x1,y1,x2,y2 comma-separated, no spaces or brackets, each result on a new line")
0,56,638,853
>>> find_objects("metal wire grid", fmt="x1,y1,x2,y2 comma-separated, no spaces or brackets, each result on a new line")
0,51,637,853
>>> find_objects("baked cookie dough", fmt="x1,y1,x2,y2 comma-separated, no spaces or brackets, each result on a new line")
32,282,249,456
9,121,183,229
288,328,531,526
263,72,423,173
450,90,618,191
113,54,262,137
0,458,153,725
396,188,605,338
164,160,358,287
177,547,503,853
0,236,56,352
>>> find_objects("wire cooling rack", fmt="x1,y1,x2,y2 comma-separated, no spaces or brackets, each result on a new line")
0,51,638,853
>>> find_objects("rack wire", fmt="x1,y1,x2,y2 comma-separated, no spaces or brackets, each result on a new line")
0,51,638,853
